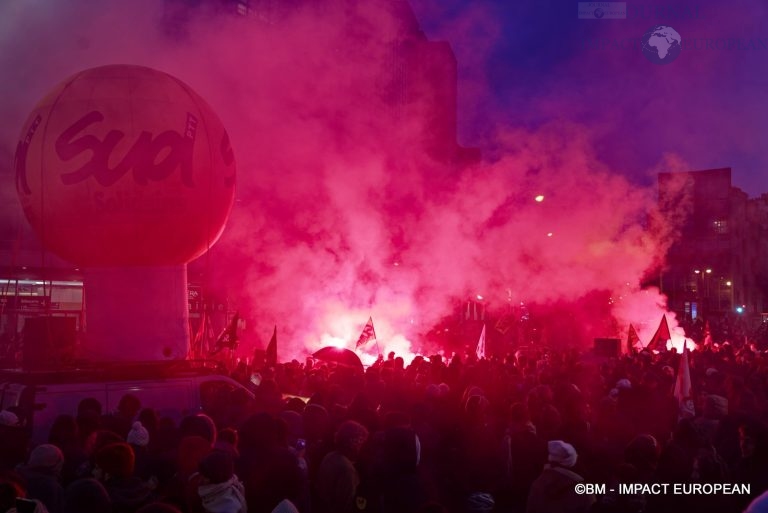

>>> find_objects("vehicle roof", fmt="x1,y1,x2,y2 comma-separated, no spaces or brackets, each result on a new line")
0,360,230,385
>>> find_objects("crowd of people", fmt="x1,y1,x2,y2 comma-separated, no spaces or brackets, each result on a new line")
2,340,768,513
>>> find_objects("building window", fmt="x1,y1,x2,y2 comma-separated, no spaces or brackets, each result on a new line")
713,219,728,234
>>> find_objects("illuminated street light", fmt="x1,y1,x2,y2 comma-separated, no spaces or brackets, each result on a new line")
535,195,544,202
705,268,712,274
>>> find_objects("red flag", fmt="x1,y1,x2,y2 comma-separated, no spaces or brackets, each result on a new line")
647,314,671,351
476,324,487,360
627,324,641,354
265,325,277,367
355,317,376,349
674,340,693,415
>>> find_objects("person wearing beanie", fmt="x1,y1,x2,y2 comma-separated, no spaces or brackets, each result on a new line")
18,444,65,513
127,422,150,449
127,422,155,483
195,451,246,513
526,441,594,513
93,443,153,513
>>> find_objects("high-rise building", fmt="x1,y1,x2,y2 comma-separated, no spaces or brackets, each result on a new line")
657,167,768,328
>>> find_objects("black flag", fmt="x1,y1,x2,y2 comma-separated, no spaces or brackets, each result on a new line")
266,325,277,367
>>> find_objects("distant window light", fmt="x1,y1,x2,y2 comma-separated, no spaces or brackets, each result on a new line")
713,219,728,234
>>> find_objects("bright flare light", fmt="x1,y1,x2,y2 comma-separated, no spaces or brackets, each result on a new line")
535,195,545,202
666,336,698,353
309,303,420,368
320,334,348,349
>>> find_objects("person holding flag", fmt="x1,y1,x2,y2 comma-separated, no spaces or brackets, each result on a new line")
674,339,694,420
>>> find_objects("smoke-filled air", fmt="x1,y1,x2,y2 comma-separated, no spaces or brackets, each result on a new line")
0,0,694,360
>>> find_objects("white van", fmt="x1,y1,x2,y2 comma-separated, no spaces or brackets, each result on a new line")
0,361,255,444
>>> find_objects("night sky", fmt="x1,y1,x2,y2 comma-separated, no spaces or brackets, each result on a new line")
1,0,761,357
412,0,768,196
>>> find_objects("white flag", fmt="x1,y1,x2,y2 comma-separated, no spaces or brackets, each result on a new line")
476,324,486,360
674,340,693,416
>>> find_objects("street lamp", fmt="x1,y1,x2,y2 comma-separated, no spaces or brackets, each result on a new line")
692,267,713,319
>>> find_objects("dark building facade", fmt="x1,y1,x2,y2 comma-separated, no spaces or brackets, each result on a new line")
658,168,768,331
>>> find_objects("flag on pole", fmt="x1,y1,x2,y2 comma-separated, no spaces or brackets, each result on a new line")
355,317,377,349
627,324,641,354
265,325,277,367
646,314,671,351
211,312,240,355
703,321,713,347
674,339,693,416
476,324,486,360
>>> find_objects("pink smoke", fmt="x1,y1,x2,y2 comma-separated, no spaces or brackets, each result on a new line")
0,1,694,361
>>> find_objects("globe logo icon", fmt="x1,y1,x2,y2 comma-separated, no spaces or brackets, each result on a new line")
594,8,605,18
641,25,682,64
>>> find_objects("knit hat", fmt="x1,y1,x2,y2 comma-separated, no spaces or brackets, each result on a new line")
27,444,64,473
127,421,150,447
198,450,234,484
548,440,578,467
95,442,135,479
0,410,19,426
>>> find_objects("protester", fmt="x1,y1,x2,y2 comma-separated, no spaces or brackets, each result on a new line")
3,337,768,513
525,440,594,513
315,420,368,513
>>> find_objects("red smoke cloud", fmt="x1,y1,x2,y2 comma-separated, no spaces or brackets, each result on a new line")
0,1,691,360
